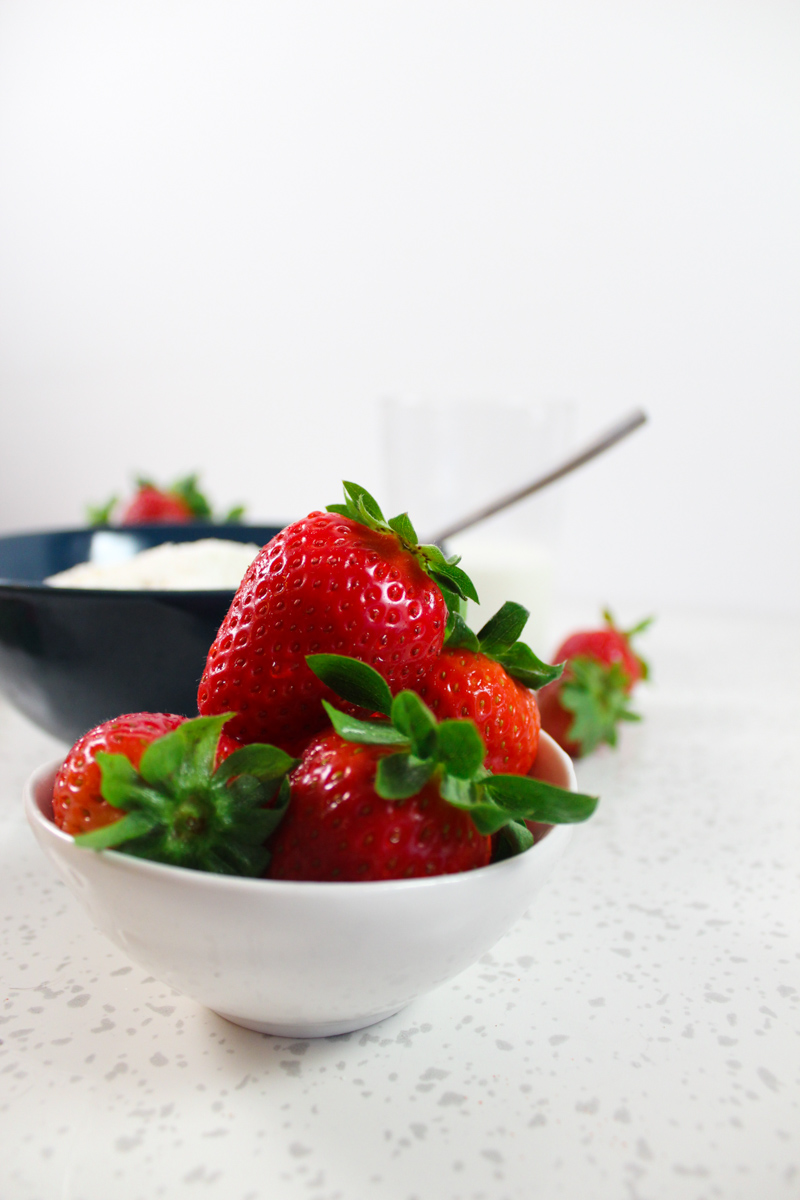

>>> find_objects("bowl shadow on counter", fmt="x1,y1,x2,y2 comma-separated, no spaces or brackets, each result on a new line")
0,524,281,743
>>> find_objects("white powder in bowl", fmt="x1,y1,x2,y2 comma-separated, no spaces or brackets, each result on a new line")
46,539,263,591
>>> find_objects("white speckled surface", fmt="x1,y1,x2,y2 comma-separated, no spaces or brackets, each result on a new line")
1,610,798,1200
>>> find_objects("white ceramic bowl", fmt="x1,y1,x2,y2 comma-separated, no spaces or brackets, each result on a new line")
25,732,577,1038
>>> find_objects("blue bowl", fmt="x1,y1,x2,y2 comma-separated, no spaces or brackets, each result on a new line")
0,525,281,743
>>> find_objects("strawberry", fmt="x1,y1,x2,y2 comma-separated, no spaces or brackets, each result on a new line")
268,730,491,880
120,484,197,525
268,658,599,881
87,474,245,527
537,609,653,757
197,482,477,754
54,712,186,835
55,712,295,875
413,602,564,775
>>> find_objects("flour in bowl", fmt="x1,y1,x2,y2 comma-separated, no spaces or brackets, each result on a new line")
46,539,263,591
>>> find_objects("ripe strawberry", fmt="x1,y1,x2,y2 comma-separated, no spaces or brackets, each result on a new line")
120,484,196,525
53,712,186,836
197,482,477,753
537,610,652,757
268,662,599,881
55,712,295,875
268,731,491,880
413,602,564,775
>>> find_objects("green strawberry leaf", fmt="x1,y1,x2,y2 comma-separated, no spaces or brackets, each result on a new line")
214,743,298,785
321,700,409,746
86,496,117,526
375,752,436,800
438,773,483,811
93,752,157,811
493,642,564,690
390,691,438,759
342,481,385,523
482,774,599,823
492,820,535,861
443,610,481,652
426,560,479,605
140,713,230,789
387,512,418,543
222,504,246,524
307,654,393,717
73,811,159,850
171,473,213,520
476,601,530,655
436,720,485,779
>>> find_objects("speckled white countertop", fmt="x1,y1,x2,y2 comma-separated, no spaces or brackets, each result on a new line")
2,610,798,1200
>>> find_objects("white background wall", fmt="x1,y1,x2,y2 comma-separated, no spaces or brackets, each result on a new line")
0,1,798,616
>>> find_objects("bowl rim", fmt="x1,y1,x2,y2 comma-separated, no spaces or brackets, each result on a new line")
25,732,577,896
0,523,282,596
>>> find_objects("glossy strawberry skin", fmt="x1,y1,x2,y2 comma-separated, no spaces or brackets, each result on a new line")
267,731,491,881
120,486,194,525
197,512,447,752
413,649,541,776
52,712,187,836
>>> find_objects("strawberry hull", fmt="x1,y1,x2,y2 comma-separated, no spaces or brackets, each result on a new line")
198,512,447,750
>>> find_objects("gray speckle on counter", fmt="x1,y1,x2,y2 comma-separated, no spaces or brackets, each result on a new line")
1,611,798,1200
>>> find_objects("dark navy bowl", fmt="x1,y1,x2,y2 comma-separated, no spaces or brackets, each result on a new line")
0,525,282,743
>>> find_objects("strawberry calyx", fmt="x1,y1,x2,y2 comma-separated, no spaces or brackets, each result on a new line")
307,653,598,856
326,481,478,608
443,601,565,690
73,714,296,875
558,657,642,755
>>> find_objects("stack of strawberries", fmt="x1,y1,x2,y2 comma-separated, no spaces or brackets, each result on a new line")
53,483,604,882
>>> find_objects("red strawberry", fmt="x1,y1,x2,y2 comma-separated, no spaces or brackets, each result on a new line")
54,712,295,875
413,602,563,775
53,712,186,835
538,610,652,757
120,484,196,525
268,731,491,880
197,482,477,753
87,474,244,527
267,667,599,881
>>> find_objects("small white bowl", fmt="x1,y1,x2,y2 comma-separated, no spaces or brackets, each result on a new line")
25,732,577,1038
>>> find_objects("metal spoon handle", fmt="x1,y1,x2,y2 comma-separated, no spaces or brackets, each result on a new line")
428,408,648,544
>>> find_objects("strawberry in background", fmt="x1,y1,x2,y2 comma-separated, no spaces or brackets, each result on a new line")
537,610,653,757
88,473,245,526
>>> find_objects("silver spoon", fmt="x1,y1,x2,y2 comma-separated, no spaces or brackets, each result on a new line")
428,408,648,544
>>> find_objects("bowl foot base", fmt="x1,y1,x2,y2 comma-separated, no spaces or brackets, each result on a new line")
212,1006,406,1039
